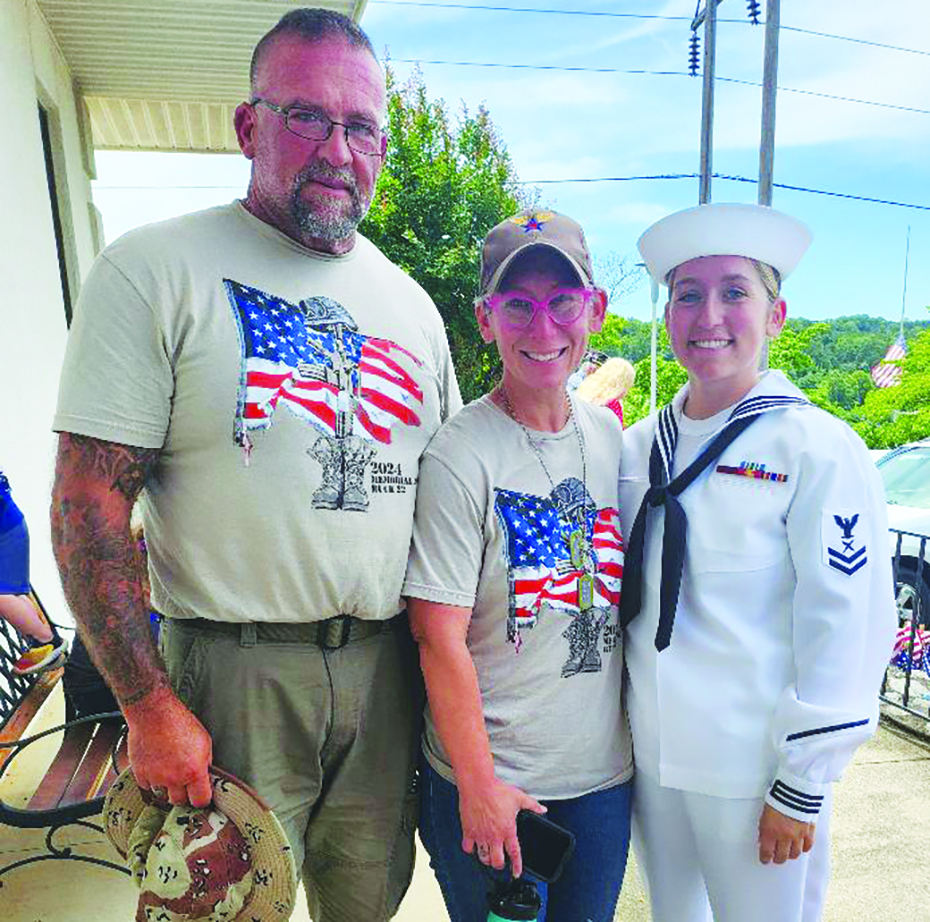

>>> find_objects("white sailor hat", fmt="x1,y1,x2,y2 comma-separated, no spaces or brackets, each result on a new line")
637,203,812,286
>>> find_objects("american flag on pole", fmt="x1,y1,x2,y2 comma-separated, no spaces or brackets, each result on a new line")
870,334,907,388
226,280,424,446
494,483,623,641
891,622,930,674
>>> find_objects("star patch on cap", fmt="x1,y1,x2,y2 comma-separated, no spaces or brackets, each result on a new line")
510,211,555,234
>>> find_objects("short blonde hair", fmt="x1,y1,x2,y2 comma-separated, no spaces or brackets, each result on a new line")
575,358,636,405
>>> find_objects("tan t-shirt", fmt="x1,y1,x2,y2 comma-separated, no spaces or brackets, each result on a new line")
404,396,633,799
54,203,461,623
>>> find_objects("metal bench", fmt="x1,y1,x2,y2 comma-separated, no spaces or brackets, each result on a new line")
0,592,130,884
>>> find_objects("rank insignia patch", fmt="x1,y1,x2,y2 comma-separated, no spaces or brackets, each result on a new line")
822,509,868,575
716,460,788,483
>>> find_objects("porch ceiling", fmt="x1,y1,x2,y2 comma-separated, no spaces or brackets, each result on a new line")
36,0,370,153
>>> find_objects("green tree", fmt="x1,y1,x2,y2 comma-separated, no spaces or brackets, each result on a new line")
589,314,653,364
807,369,873,412
606,326,688,427
767,322,828,383
360,67,529,402
849,323,930,448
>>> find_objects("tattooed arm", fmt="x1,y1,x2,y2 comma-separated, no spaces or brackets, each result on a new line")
51,433,213,807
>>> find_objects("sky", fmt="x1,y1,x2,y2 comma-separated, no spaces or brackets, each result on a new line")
91,0,930,327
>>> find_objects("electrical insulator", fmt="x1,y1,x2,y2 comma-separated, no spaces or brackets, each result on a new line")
688,31,700,76
747,0,762,24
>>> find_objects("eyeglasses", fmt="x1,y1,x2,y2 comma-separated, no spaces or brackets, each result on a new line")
485,288,596,329
250,98,386,156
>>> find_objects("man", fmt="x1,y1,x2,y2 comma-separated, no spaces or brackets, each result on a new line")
50,10,460,921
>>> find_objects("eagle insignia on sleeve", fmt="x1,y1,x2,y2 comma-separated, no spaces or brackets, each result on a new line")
822,510,868,575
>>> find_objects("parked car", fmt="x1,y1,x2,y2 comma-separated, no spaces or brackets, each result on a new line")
876,441,930,627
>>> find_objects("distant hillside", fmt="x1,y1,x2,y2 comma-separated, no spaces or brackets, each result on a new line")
596,314,929,386
590,312,930,446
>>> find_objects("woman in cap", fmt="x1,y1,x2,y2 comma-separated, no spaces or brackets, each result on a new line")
618,203,896,921
404,211,633,921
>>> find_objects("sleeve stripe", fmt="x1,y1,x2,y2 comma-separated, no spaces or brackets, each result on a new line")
769,781,824,813
785,717,869,742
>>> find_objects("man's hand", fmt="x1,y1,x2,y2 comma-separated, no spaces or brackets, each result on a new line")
758,803,815,864
124,687,214,808
459,777,546,879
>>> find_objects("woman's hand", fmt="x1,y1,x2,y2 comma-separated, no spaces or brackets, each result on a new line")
758,803,815,864
459,777,546,878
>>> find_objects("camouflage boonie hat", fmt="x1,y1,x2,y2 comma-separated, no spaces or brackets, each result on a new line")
104,767,297,922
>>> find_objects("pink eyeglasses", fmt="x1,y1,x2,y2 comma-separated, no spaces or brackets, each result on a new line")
485,287,596,330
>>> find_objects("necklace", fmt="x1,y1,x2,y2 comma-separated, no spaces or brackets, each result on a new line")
496,384,595,611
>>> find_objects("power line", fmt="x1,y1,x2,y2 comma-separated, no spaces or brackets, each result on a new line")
371,1,930,57
714,174,930,210
518,172,930,211
392,59,930,117
714,76,930,116
373,2,698,22
783,26,930,57
93,176,930,211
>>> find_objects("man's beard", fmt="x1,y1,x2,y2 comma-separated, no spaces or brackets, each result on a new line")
290,162,368,241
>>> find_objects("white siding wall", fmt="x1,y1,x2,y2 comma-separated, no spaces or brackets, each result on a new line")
1,0,99,623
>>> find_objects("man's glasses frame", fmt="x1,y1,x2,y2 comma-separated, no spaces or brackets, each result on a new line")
250,98,386,156
485,287,597,330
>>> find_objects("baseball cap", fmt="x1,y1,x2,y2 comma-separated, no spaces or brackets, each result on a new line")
478,210,594,297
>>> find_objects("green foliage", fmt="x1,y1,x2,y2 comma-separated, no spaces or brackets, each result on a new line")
786,315,929,388
359,67,529,402
592,309,930,444
589,314,655,364
845,325,930,448
806,369,874,411
590,324,686,427
767,322,828,381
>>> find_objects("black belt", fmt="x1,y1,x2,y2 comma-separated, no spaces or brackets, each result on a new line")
180,613,404,651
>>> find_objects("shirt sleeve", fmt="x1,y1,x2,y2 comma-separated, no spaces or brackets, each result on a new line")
766,420,897,822
403,450,485,608
53,252,173,449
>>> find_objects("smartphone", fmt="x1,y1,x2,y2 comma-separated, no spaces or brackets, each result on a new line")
516,809,576,883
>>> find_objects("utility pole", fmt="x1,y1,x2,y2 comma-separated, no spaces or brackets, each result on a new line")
758,0,781,205
694,0,721,204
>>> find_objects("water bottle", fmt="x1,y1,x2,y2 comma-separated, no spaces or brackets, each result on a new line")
487,878,541,921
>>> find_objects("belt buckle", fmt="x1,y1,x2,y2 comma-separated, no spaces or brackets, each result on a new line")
319,615,352,651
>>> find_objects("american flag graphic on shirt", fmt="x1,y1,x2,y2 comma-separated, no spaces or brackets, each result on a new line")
225,280,424,445
494,481,623,637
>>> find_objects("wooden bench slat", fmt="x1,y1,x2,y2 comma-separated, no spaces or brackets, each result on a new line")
0,668,63,770
61,721,124,806
27,724,95,811
101,734,129,793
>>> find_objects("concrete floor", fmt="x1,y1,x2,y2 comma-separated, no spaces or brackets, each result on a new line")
1,687,927,921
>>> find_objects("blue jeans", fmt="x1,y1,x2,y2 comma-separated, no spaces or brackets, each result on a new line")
418,756,632,922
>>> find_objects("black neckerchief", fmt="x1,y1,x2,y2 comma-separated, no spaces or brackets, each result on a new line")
619,393,809,651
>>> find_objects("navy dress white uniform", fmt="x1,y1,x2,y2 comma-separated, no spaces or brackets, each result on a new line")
619,203,897,922
619,371,895,921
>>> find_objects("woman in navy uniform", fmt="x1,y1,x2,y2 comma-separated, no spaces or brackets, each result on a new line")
618,203,896,922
